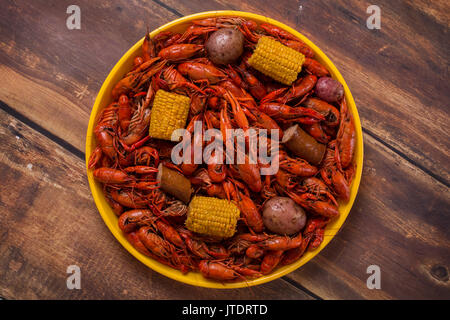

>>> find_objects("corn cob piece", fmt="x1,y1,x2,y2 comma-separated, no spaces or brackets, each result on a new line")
248,36,305,85
149,89,191,141
185,196,241,238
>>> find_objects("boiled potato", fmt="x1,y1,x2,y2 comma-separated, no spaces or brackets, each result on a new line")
315,77,344,103
205,28,244,65
262,197,307,235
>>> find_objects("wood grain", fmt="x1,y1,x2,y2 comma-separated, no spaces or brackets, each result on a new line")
0,108,313,300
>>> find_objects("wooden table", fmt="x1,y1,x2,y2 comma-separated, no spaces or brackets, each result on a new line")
0,0,449,300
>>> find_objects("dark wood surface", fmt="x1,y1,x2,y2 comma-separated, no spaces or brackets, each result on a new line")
0,0,449,299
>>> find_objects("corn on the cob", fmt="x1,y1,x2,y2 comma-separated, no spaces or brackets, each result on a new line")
248,36,305,85
149,89,191,141
185,196,240,238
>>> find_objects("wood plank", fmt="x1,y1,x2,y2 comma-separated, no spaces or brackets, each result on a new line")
0,65,87,151
285,133,450,299
0,108,314,299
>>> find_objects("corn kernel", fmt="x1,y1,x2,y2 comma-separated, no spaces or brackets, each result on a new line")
248,36,305,85
186,196,240,238
149,89,190,141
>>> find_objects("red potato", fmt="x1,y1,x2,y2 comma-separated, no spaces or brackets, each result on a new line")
205,28,244,65
315,77,344,103
262,197,307,235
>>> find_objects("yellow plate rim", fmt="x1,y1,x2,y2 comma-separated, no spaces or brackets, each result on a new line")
85,10,364,289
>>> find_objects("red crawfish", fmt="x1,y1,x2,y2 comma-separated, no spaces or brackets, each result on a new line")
337,99,356,169
158,43,204,61
258,102,325,122
112,58,166,99
320,141,351,202
178,62,226,84
260,250,284,274
257,233,303,251
285,190,340,218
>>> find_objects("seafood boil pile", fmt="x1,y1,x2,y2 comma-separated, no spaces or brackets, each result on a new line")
88,17,356,282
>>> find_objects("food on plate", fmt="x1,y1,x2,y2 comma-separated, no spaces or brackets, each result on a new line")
282,124,326,165
185,196,241,238
262,197,306,235
88,16,356,282
314,77,344,103
248,36,305,85
206,28,244,65
156,163,192,203
149,89,191,141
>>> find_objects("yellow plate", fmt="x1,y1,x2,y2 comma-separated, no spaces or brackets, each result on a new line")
85,11,364,289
